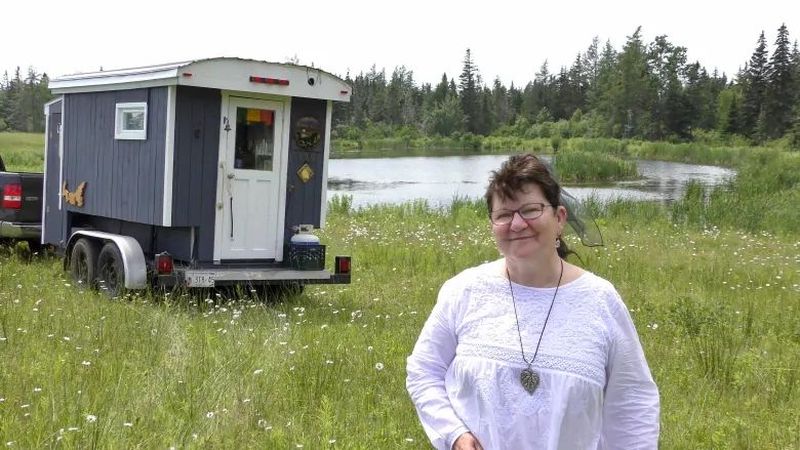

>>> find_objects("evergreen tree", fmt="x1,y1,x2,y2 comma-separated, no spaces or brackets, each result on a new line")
792,41,800,91
596,28,658,138
479,86,496,134
582,36,600,90
491,77,512,126
507,82,523,123
0,71,9,130
423,94,465,136
590,40,618,135
366,66,387,123
739,31,769,138
717,86,743,134
764,24,795,138
5,68,24,131
432,73,450,106
332,71,353,127
458,49,482,134
522,61,554,122
647,35,691,139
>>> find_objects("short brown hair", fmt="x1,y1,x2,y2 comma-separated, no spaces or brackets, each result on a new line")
485,154,561,212
486,154,571,259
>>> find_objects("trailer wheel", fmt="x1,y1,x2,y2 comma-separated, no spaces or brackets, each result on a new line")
70,238,100,288
97,242,125,298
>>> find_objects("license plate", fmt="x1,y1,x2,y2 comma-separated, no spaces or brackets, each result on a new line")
186,272,215,287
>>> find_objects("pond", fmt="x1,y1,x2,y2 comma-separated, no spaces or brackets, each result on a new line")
326,154,735,208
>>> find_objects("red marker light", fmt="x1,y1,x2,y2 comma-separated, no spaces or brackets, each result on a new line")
156,252,174,275
335,256,351,275
249,76,290,86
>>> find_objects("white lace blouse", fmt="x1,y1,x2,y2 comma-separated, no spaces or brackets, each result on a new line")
406,261,660,450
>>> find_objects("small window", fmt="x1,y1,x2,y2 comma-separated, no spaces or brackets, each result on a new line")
115,102,147,140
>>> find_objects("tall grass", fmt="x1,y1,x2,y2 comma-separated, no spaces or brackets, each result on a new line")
553,149,638,183
0,132,45,172
334,134,759,168
1,188,798,447
674,149,800,234
1,133,798,447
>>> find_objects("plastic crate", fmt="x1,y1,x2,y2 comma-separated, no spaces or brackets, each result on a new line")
287,243,326,270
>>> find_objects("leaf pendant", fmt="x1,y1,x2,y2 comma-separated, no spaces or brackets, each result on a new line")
520,367,539,394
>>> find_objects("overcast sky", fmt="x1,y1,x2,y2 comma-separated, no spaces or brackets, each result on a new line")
2,0,798,87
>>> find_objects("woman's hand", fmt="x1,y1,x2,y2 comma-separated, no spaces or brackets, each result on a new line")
452,432,483,450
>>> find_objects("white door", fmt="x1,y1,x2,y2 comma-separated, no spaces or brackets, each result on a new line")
217,97,285,259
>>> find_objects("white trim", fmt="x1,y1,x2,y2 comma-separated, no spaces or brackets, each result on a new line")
320,100,333,226
41,100,54,244
212,93,231,263
275,99,291,262
162,86,176,226
58,99,65,213
114,102,147,140
51,78,178,94
50,58,352,102
50,62,185,93
54,60,188,81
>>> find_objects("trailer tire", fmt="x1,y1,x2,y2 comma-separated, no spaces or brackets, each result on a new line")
97,242,125,298
70,238,100,288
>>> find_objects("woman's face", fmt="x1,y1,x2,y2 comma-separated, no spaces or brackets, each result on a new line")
490,183,566,261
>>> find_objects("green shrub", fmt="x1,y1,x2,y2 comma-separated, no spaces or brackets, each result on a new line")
553,149,638,183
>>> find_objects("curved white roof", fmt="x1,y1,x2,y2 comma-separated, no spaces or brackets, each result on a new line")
50,57,351,102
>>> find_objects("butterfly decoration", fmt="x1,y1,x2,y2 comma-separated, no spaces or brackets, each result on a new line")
62,181,87,207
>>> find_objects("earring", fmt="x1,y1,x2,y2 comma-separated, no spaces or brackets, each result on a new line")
555,237,561,248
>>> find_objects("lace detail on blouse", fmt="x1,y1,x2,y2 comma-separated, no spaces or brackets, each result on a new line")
457,343,606,385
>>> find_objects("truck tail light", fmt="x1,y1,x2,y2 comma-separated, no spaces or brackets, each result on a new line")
156,252,174,275
2,183,22,209
335,256,351,275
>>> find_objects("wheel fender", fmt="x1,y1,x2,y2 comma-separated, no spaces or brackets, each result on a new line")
65,231,147,289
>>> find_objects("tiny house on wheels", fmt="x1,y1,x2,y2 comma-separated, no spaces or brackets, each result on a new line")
43,57,352,295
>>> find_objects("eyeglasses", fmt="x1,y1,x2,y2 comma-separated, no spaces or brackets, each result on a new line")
489,202,553,225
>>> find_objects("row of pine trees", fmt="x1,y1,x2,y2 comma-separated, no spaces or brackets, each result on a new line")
334,25,800,145
0,68,50,133
1,25,798,146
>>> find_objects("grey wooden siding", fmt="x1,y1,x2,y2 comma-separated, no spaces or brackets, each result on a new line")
283,97,327,245
171,86,221,262
71,214,193,261
62,88,167,226
43,103,64,246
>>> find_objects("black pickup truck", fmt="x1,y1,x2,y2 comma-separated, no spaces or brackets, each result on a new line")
0,154,43,248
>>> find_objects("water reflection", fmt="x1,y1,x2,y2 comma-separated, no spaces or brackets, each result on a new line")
327,154,735,208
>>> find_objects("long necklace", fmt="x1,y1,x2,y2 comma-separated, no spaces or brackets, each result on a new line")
507,258,563,395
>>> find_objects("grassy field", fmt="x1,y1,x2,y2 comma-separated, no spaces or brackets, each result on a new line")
1,133,799,447
0,132,45,173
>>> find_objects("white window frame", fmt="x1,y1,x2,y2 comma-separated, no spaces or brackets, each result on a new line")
115,102,148,140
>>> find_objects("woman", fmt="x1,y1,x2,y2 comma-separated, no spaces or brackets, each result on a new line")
406,154,659,450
